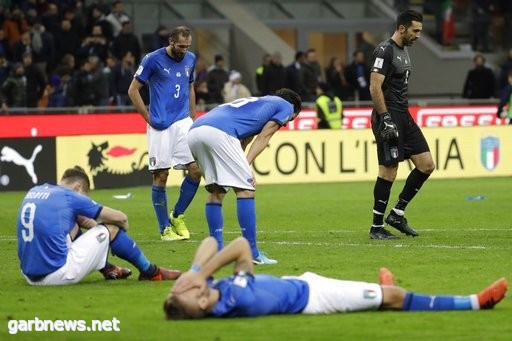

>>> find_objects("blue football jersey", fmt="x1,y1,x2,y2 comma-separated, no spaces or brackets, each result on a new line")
210,273,309,317
134,47,196,130
190,96,294,139
17,184,103,278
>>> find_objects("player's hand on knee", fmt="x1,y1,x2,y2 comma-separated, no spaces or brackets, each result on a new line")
378,112,399,142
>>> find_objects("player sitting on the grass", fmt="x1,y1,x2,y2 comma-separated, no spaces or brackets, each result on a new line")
71,216,132,280
16,165,181,286
164,236,507,319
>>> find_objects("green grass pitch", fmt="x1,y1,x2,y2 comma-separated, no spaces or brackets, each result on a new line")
0,177,510,340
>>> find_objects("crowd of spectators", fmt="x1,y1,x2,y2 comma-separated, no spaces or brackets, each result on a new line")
2,0,512,114
0,0,143,112
251,48,371,105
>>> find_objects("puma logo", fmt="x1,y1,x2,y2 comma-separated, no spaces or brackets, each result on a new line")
1,145,43,184
163,68,171,74
397,56,402,62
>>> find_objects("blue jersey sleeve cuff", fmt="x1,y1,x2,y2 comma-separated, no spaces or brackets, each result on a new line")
93,205,103,220
134,76,146,85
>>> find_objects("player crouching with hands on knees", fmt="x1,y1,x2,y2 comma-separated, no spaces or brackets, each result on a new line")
164,236,507,319
17,166,181,285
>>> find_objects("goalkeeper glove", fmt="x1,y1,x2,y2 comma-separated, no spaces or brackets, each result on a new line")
378,112,399,142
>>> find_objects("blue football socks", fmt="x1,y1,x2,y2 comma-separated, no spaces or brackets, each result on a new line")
402,292,477,311
152,185,169,234
110,229,151,273
172,175,200,217
237,198,258,258
205,203,224,249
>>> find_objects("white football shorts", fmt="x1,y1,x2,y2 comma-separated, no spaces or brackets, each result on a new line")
147,117,195,171
286,272,383,314
187,125,255,191
24,225,110,286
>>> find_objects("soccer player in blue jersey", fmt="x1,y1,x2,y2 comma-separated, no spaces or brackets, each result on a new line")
164,236,507,319
17,166,181,285
187,89,302,265
128,25,201,241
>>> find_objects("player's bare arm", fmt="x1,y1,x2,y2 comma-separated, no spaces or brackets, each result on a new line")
128,78,150,125
189,82,197,120
96,206,129,230
172,237,219,294
246,121,280,165
370,72,387,114
172,237,253,295
76,215,98,229
202,237,254,277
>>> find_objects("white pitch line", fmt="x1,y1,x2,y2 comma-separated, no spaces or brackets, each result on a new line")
266,240,487,250
224,228,512,233
1,226,507,250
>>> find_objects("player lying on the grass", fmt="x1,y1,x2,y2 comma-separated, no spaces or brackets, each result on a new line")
16,165,181,286
164,236,507,319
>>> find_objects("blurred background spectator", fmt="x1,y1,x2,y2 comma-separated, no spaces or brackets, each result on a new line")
55,18,81,65
111,19,140,65
207,54,229,104
111,50,135,106
222,70,251,103
78,24,109,63
285,51,306,100
344,50,371,101
195,79,213,111
325,56,350,101
255,53,271,96
2,7,28,49
462,54,496,99
260,51,286,95
471,0,494,52
151,24,169,51
21,51,46,108
300,48,320,102
106,0,130,38
1,62,27,109
29,18,55,77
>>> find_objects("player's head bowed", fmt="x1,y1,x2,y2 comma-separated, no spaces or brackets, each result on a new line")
274,88,302,115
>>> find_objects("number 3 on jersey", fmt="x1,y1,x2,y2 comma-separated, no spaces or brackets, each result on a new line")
20,202,36,242
174,84,180,98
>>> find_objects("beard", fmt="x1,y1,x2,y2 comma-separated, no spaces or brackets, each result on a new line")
403,36,417,46
172,48,185,61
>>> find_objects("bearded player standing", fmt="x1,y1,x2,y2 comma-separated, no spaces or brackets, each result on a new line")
128,26,201,241
368,10,435,240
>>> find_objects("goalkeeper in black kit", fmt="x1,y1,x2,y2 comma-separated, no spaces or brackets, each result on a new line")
368,9,435,240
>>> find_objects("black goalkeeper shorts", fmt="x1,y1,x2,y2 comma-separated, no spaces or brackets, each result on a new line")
371,109,430,166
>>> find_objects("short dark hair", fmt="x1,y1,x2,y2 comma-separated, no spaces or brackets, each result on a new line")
274,88,302,114
163,296,186,320
163,294,208,320
61,166,91,192
396,9,423,30
169,26,191,42
473,53,485,63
